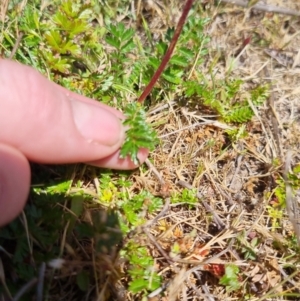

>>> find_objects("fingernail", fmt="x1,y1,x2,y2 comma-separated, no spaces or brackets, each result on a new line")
70,98,124,146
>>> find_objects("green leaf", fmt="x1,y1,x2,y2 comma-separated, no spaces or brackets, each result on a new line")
105,35,121,49
122,27,135,42
293,164,300,174
20,7,41,32
61,40,81,55
223,105,253,123
120,39,135,53
170,54,190,67
184,80,204,97
178,47,194,59
123,206,139,225
45,30,62,51
67,195,84,236
108,23,124,38
148,196,163,213
148,57,160,69
52,11,70,28
251,84,269,105
162,69,183,84
224,264,239,278
148,273,161,291
76,270,90,291
68,20,89,37
43,52,71,73
156,41,168,56
61,0,77,18
46,180,72,195
101,75,114,91
129,278,149,293
120,103,158,165
70,195,84,217
219,264,241,292
76,223,94,238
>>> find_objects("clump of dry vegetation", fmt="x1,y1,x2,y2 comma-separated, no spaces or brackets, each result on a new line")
0,0,300,300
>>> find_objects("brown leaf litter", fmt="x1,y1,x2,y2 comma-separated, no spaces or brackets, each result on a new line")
126,0,300,300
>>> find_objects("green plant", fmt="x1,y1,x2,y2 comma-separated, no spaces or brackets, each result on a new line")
120,190,163,231
265,164,300,232
171,188,198,207
110,181,163,296
219,264,242,292
0,186,70,296
121,241,161,295
225,124,248,142
118,0,197,163
120,103,159,164
81,172,163,296
184,79,269,123
273,164,300,207
237,231,260,260
3,0,294,300
267,204,284,231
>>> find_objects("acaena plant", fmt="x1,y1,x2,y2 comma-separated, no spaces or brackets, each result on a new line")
119,0,196,164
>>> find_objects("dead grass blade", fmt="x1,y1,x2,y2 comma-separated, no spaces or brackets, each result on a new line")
0,258,12,300
0,0,9,23
219,0,300,17
165,268,187,301
284,150,300,245
9,32,23,59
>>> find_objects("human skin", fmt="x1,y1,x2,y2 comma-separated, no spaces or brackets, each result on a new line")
0,59,148,226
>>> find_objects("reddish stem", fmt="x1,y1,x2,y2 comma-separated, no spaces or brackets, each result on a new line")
137,0,195,103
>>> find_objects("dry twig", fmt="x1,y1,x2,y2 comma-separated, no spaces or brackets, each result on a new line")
263,66,283,157
283,150,300,245
9,32,24,59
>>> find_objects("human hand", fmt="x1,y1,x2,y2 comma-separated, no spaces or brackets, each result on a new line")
0,59,148,226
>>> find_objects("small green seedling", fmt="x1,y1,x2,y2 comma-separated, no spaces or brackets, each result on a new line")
219,264,241,292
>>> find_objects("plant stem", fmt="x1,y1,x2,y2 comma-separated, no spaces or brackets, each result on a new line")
137,0,195,103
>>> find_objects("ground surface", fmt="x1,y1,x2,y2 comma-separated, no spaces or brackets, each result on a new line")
138,1,300,300
1,0,300,300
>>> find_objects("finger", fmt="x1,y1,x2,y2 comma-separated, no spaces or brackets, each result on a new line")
50,82,150,169
55,83,125,119
0,59,125,164
89,148,149,169
0,144,30,226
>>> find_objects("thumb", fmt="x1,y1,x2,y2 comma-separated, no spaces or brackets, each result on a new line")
0,59,125,164
0,144,30,226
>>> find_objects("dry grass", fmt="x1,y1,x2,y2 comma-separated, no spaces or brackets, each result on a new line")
40,0,300,299
126,0,300,300
1,0,300,300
